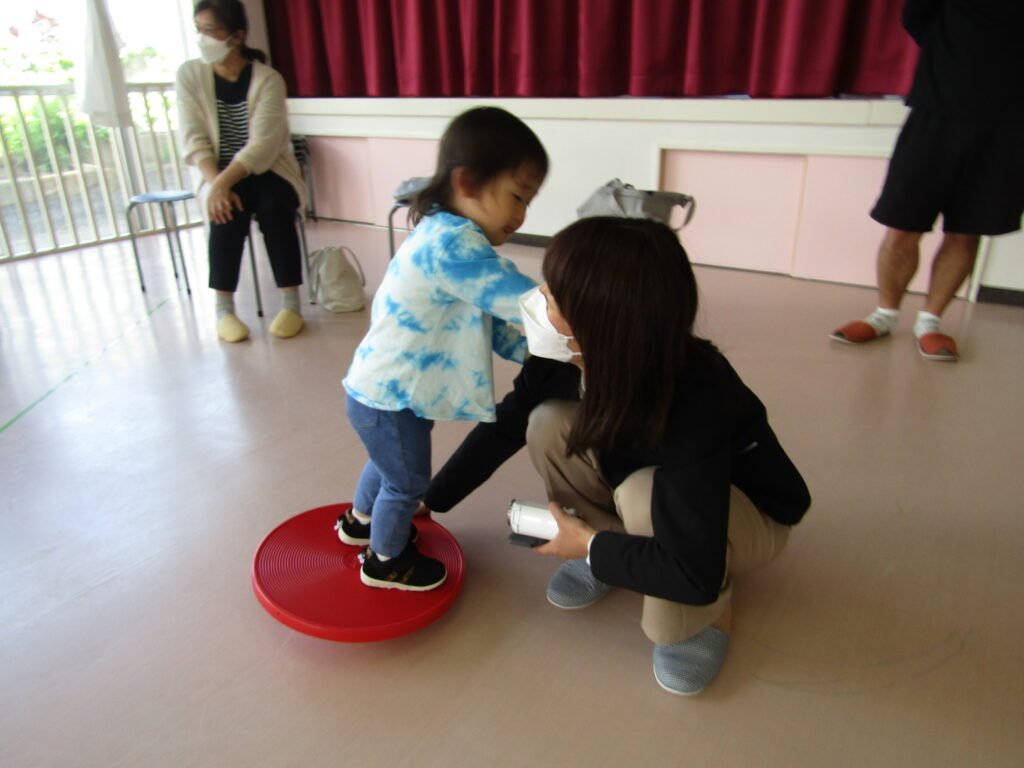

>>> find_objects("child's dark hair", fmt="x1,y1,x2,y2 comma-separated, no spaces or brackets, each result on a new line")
194,0,268,64
409,107,548,225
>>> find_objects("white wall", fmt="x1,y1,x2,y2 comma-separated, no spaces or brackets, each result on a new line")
288,97,1023,293
982,230,1024,291
240,0,270,65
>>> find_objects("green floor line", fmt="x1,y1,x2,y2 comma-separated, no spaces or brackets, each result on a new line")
1,298,170,435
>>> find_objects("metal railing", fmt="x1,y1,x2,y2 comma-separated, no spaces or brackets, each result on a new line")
0,83,201,261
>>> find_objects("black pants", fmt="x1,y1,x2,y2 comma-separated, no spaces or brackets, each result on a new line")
207,171,302,291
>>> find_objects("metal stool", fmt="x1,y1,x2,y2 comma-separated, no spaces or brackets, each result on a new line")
243,212,313,317
387,177,431,258
126,190,195,294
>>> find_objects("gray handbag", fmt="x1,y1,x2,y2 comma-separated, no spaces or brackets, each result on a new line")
576,178,696,229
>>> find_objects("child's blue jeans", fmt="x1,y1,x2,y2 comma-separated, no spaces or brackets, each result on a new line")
346,394,434,557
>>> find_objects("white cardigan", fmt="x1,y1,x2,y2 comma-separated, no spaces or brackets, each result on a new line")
175,58,305,208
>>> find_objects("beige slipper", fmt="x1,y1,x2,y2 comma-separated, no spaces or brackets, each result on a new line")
217,313,250,343
269,308,304,338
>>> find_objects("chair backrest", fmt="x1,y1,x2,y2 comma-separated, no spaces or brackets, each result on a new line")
291,135,316,220
393,176,431,205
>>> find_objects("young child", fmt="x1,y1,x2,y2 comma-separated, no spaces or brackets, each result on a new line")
338,107,548,591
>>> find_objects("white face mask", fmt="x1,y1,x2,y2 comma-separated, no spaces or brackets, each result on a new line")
197,34,232,65
519,287,581,363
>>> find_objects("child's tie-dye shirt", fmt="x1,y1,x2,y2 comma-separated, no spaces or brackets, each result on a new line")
343,211,536,422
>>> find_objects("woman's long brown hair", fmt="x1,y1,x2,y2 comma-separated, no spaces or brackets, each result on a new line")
543,216,710,456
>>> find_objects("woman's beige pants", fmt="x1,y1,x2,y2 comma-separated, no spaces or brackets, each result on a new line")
526,400,790,646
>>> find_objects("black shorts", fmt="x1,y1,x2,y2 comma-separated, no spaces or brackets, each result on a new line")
871,109,1024,236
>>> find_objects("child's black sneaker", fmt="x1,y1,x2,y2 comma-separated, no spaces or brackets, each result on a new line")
335,509,417,546
360,540,446,591
335,509,371,545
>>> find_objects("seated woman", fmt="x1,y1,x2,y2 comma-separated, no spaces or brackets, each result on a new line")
176,0,306,342
422,217,811,695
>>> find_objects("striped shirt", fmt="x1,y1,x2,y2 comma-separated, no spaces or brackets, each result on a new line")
214,63,252,170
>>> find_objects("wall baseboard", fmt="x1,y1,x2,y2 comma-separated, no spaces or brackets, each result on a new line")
977,286,1024,308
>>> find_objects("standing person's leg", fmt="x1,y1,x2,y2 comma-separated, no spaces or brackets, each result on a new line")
614,469,789,695
249,173,304,338
338,412,422,547
922,234,980,317
334,459,383,545
832,109,946,346
344,395,444,591
208,194,254,342
525,400,623,608
913,233,980,360
913,113,1024,361
832,229,932,346
832,227,922,344
877,228,924,310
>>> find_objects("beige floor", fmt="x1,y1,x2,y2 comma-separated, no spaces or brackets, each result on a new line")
1,224,1022,768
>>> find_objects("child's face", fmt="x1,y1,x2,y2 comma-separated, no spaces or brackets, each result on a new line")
452,164,545,246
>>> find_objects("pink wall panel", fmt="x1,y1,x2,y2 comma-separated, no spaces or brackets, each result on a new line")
793,155,940,294
307,137,375,223
661,151,805,274
366,138,439,227
302,140,957,296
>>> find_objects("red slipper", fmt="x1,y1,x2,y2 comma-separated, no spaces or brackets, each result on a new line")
917,332,959,361
830,320,888,345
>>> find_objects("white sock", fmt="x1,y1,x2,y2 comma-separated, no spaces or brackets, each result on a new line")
375,552,392,562
283,290,301,315
913,311,942,339
351,508,371,524
865,307,899,335
215,293,236,320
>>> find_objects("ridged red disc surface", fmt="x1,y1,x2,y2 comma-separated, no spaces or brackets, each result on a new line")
252,504,464,642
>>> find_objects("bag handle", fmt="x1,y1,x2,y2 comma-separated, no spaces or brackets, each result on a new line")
308,247,325,297
661,192,696,228
340,246,366,286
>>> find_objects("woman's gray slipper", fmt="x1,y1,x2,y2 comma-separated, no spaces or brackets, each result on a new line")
546,559,613,609
653,626,730,695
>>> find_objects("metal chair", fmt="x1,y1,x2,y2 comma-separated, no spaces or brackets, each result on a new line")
244,213,313,317
126,190,195,294
291,135,317,221
387,177,431,258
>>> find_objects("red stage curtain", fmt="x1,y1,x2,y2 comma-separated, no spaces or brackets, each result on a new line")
264,0,918,99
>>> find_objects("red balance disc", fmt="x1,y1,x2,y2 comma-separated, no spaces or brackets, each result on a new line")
252,503,465,642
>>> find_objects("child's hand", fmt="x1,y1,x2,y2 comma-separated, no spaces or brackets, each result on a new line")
534,502,595,560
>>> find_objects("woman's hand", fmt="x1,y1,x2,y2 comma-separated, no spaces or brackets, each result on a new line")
535,502,596,560
207,181,244,224
413,502,432,518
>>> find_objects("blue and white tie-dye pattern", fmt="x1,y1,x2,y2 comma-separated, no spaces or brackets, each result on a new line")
343,211,537,422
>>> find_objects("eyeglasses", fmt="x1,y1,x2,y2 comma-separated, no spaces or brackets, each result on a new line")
195,25,227,36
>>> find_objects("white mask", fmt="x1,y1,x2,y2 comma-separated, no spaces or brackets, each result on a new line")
197,34,232,65
518,287,581,363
